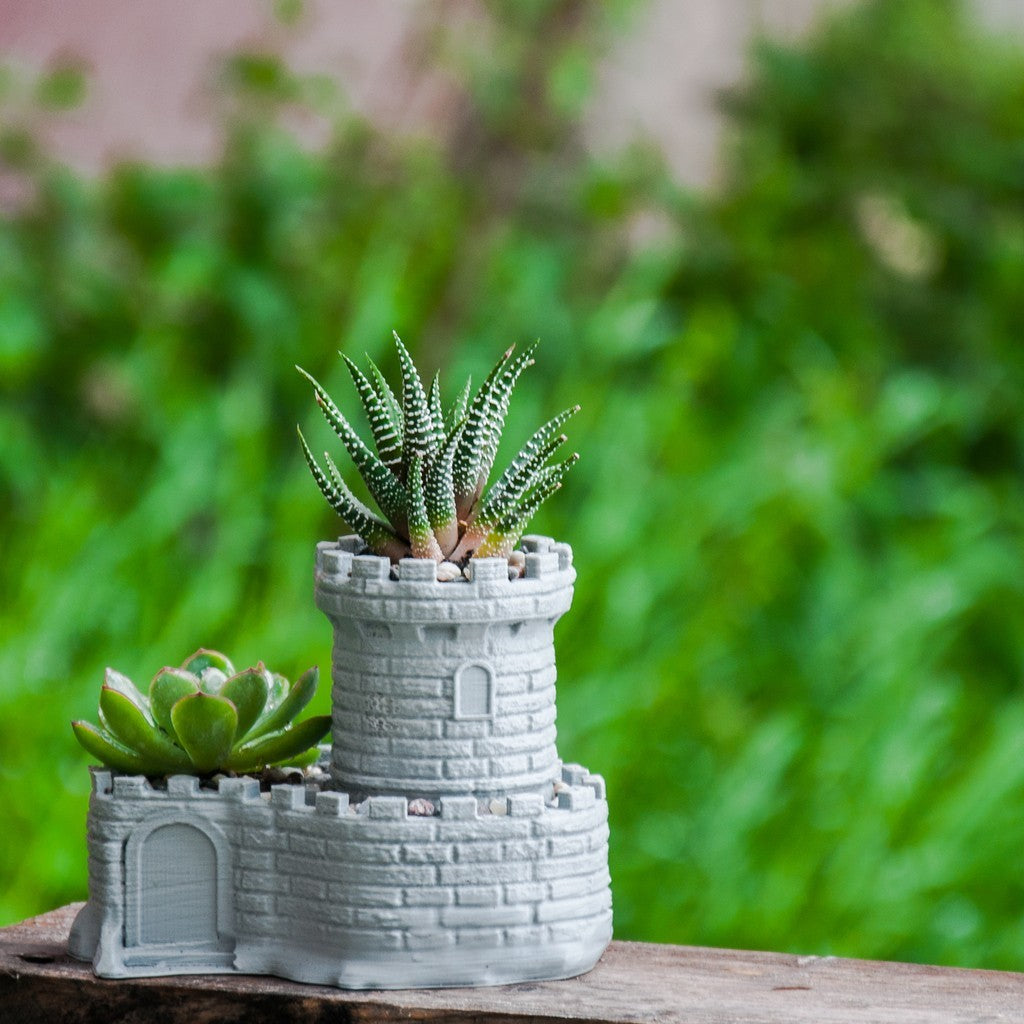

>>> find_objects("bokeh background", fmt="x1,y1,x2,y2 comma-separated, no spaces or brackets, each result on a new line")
4,0,1024,970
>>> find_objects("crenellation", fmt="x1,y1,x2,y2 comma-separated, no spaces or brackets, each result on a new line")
439,796,477,820
165,775,199,797
112,776,153,798
557,785,596,811
218,777,262,802
398,558,438,583
351,555,390,581
367,796,407,819
525,550,560,579
271,785,308,811
315,791,350,816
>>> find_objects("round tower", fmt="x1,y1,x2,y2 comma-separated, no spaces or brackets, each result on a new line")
314,536,575,800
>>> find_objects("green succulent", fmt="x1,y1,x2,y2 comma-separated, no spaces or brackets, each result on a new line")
72,648,331,776
297,334,579,562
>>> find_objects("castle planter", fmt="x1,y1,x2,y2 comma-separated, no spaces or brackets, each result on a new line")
69,535,612,989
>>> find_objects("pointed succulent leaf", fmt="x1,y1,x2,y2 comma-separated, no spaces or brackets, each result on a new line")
407,453,443,561
297,365,409,525
445,375,472,434
427,371,446,454
220,665,271,740
367,355,404,436
170,692,239,773
481,405,579,515
297,427,408,559
393,333,435,472
72,721,162,775
425,421,464,554
343,354,402,471
473,454,578,560
181,648,235,678
224,715,332,773
322,451,410,559
476,340,538,492
453,346,513,505
248,666,319,741
150,668,200,739
474,426,572,532
98,687,193,772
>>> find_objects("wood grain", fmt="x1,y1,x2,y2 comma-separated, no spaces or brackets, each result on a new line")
3,904,1023,1024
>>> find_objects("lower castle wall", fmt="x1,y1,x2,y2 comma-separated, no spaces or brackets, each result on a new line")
73,764,612,989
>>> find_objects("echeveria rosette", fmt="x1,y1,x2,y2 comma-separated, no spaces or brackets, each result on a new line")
297,333,579,563
72,648,331,776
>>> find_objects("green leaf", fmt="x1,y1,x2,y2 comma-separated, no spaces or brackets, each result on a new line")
149,667,200,739
181,648,236,677
407,453,442,560
170,692,239,773
445,375,472,434
225,716,332,772
221,665,271,740
343,353,403,471
98,687,193,772
297,425,408,559
103,667,151,716
425,420,465,554
248,666,319,740
394,332,435,473
72,721,155,775
296,364,409,528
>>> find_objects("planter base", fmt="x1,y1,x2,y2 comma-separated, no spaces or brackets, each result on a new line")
71,762,611,989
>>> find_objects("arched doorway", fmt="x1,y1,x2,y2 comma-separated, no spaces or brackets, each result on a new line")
124,816,234,967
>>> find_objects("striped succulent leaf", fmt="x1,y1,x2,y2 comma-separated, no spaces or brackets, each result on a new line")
297,335,577,566
342,354,403,472
394,332,434,475
296,365,409,532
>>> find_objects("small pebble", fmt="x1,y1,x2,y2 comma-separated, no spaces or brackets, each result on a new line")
488,798,508,816
508,550,526,569
408,798,436,816
436,561,462,582
389,565,400,581
508,565,523,580
552,780,570,795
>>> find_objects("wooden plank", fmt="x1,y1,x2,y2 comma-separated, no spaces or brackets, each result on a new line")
3,903,1024,1024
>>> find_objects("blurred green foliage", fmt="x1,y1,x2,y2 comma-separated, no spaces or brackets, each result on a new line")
3,0,1024,971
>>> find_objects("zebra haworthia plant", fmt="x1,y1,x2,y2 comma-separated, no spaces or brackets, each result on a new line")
72,649,331,776
297,333,578,563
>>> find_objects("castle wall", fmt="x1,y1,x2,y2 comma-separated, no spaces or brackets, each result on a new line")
74,763,612,988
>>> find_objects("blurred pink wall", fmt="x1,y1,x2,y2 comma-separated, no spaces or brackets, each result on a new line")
1,0,1022,186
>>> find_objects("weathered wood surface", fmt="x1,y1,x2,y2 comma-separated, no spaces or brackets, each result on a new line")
3,904,1023,1024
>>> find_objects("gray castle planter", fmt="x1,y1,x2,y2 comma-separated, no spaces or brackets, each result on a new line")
69,535,612,989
